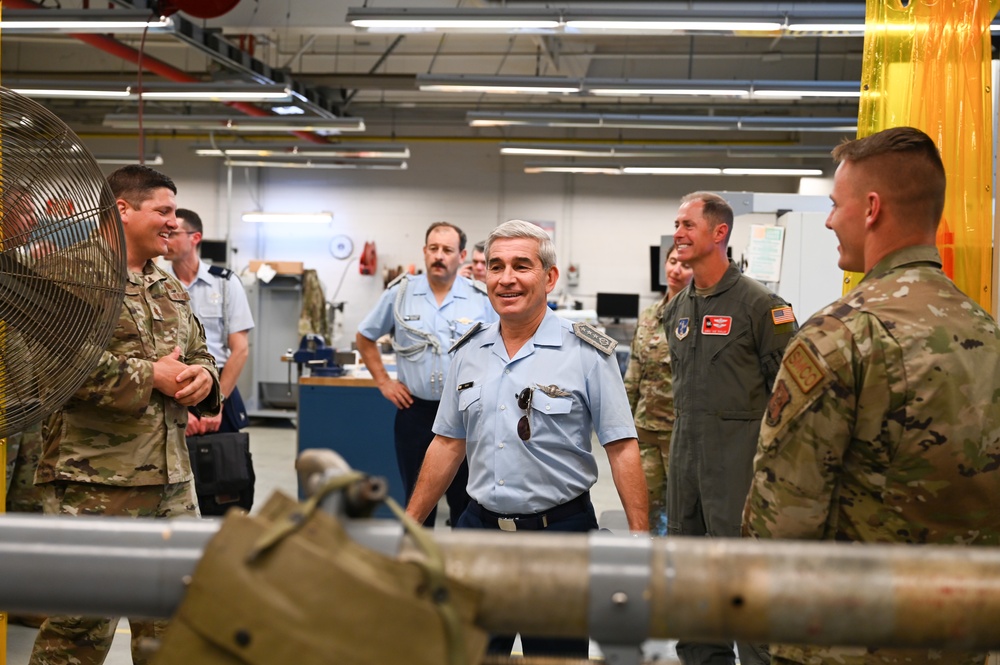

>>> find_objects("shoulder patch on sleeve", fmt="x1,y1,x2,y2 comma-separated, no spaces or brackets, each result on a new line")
573,322,617,355
448,322,483,353
770,304,796,325
782,339,825,394
207,264,234,280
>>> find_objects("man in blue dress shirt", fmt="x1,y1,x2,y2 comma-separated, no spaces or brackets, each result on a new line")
357,221,497,528
406,219,647,658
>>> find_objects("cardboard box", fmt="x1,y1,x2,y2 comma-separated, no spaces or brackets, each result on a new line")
249,260,304,275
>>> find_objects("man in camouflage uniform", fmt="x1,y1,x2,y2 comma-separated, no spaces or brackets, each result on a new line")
743,126,1000,665
29,165,220,665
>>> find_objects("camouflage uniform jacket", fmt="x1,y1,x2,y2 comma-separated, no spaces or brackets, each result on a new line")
663,260,797,537
743,245,1000,665
36,260,220,486
624,295,676,435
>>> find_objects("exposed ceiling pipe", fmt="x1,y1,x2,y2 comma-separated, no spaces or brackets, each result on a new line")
2,0,330,145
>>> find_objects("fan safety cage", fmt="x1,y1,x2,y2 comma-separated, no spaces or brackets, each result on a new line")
0,87,127,439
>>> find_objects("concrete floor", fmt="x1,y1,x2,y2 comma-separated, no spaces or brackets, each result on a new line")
4,419,679,664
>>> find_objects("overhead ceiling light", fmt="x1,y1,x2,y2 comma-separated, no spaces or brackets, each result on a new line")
0,9,174,34
11,81,132,99
751,80,861,99
523,163,826,176
470,111,857,133
138,83,293,102
348,6,871,36
348,7,562,32
524,165,624,175
93,154,164,166
193,143,410,159
585,79,751,98
722,167,825,176
417,75,580,95
623,167,724,175
242,212,335,224
103,114,366,133
501,143,835,158
228,159,407,170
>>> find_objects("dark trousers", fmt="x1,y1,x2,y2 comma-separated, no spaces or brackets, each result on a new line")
394,396,470,528
455,498,598,658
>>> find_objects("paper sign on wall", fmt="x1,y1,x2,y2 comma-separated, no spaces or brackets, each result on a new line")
745,224,785,282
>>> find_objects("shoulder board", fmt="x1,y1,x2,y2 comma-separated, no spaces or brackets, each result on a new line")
207,265,234,279
573,322,617,356
471,278,487,295
386,273,408,290
448,322,484,354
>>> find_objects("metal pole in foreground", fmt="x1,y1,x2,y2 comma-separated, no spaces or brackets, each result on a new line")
0,513,999,651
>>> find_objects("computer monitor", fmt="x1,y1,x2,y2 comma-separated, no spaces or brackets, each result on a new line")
650,245,667,293
596,292,640,323
200,239,228,264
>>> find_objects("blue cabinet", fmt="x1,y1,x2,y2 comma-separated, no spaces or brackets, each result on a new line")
296,377,404,514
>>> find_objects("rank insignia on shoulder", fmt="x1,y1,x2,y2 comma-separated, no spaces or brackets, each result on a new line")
448,322,483,353
458,381,474,391
675,317,690,341
782,340,824,394
471,280,488,294
573,322,617,355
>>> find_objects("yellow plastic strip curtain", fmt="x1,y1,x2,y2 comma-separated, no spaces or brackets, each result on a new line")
850,0,999,314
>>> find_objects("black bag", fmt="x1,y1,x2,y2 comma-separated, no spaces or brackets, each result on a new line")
221,385,250,431
186,431,255,516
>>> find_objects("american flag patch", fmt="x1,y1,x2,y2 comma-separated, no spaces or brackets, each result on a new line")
771,306,795,325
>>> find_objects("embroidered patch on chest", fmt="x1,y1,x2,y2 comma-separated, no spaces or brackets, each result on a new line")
783,340,824,394
701,315,732,335
675,317,690,340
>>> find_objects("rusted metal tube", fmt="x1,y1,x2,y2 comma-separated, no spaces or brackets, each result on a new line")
1,513,999,650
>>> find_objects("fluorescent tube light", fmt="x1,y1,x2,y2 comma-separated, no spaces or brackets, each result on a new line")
94,154,164,166
228,159,408,171
502,144,835,159
139,84,292,103
194,143,409,159
14,86,132,99
623,167,724,175
242,212,334,224
524,165,623,175
722,168,824,176
417,75,580,95
0,9,173,34
470,111,857,133
104,114,365,133
567,20,781,32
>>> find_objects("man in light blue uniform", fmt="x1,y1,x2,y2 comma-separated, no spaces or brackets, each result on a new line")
406,219,647,659
165,208,255,435
357,221,497,528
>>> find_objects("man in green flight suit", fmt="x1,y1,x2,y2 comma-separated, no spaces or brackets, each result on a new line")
663,191,797,665
743,127,1000,665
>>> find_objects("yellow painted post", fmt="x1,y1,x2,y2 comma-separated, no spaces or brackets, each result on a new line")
1,2,8,660
849,0,1000,314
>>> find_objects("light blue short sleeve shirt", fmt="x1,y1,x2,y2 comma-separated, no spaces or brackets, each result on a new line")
434,309,636,513
167,260,254,366
357,274,498,400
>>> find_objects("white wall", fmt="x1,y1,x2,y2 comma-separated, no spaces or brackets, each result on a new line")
89,137,828,349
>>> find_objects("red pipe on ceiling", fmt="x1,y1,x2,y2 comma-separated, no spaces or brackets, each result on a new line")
3,0,329,144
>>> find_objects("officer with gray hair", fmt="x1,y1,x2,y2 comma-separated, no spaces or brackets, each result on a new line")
406,219,648,659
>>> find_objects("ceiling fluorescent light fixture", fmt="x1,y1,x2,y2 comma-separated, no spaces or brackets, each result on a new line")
585,80,751,98
0,9,173,34
722,167,824,176
11,80,131,99
621,167,822,176
194,143,410,159
751,80,861,99
94,154,164,166
139,84,292,102
227,159,407,171
524,165,624,175
417,75,580,95
242,212,334,224
567,19,780,32
348,7,561,32
502,143,835,159
104,114,365,133
470,111,856,133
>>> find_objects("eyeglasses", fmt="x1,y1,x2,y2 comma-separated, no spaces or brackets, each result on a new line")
166,231,196,238
516,386,533,441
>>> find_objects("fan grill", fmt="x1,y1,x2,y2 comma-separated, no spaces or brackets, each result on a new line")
0,87,127,439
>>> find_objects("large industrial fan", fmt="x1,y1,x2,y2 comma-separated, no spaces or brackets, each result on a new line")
0,87,127,439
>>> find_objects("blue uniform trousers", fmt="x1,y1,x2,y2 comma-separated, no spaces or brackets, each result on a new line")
455,497,599,658
394,396,470,528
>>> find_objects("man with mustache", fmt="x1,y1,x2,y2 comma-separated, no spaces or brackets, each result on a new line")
357,222,497,528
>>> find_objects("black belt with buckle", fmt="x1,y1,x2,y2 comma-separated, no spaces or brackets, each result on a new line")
469,492,591,532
